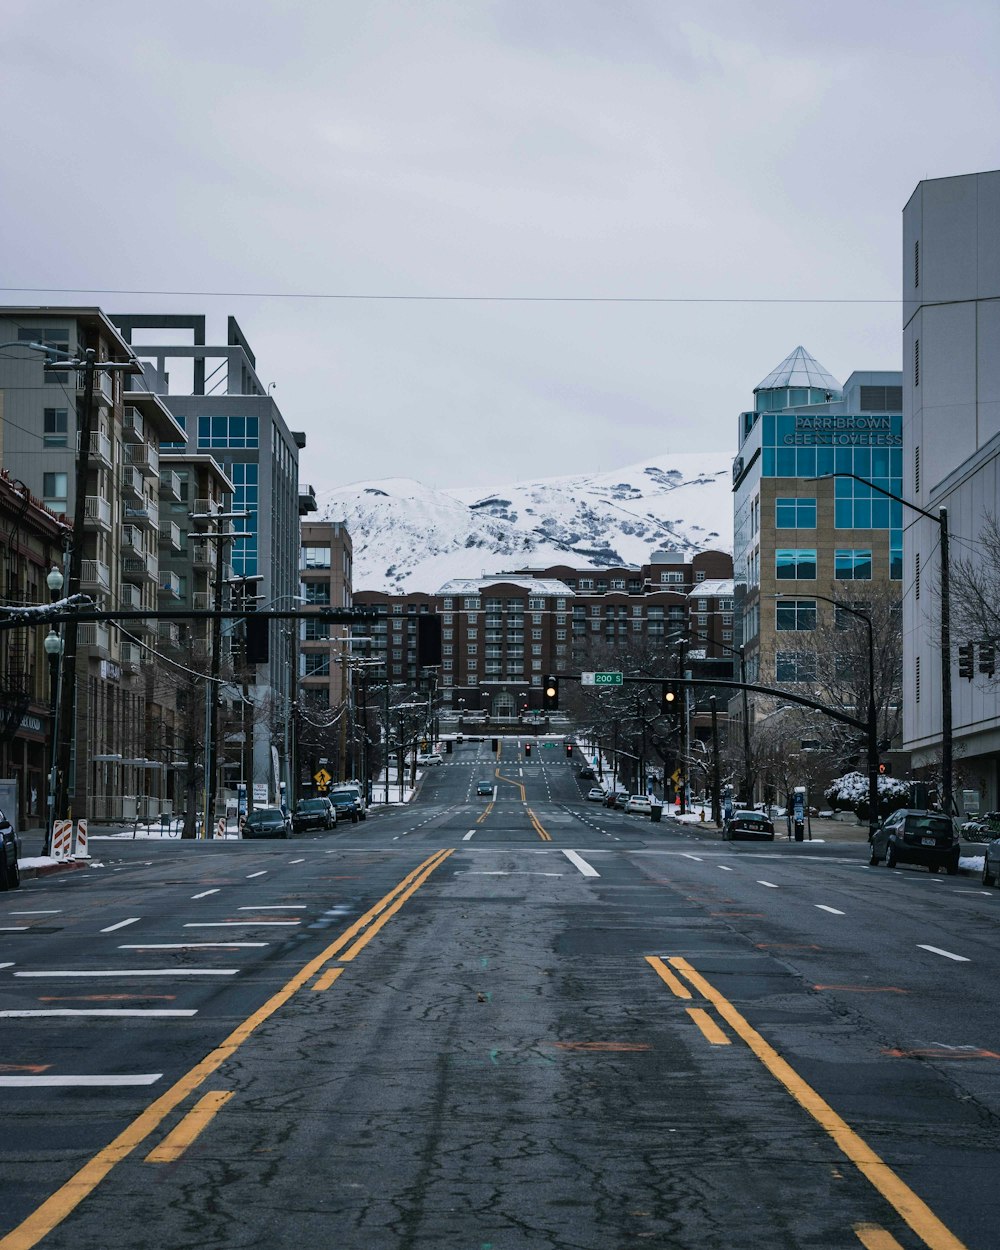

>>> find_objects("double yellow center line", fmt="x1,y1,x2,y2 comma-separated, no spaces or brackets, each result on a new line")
646,955,969,1250
1,849,453,1250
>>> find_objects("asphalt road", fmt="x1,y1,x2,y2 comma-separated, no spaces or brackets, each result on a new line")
1,737,998,1250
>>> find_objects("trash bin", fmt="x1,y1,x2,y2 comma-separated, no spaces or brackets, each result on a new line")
650,804,662,823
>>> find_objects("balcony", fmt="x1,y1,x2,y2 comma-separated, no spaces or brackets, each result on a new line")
158,520,182,551
158,571,182,600
123,499,158,530
84,495,112,532
121,463,144,500
118,583,142,610
125,442,159,479
77,623,110,655
122,550,157,585
157,622,181,647
80,560,111,594
120,641,143,668
158,470,182,501
77,431,113,469
123,407,145,443
190,543,215,570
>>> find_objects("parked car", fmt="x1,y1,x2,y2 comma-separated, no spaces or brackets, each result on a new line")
962,811,1000,840
982,837,1000,886
416,752,444,766
330,783,366,821
868,808,959,873
329,789,361,824
722,810,776,841
624,795,653,815
0,808,20,890
292,797,336,832
577,766,596,780
586,786,606,802
242,807,293,839
476,780,494,796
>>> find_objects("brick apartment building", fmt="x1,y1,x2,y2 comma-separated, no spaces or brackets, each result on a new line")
350,549,734,714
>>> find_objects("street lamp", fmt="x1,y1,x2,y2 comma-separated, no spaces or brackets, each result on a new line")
810,472,952,816
43,565,65,856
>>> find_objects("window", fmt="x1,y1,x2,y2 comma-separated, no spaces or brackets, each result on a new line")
695,570,706,582
304,583,330,605
463,597,480,610
20,328,70,382
632,606,643,617
722,614,732,625
443,613,453,625
392,604,403,614
442,598,453,609
442,645,452,656
392,648,402,659
775,549,816,580
697,614,707,625
528,597,545,610
611,578,625,590
303,619,330,641
304,654,330,676
660,571,683,584
776,651,817,683
43,408,68,447
722,630,733,641
198,415,259,449
914,338,920,387
835,549,872,580
915,553,920,600
914,239,920,288
467,644,478,655
776,600,816,631
914,446,920,495
467,629,477,640
42,472,68,513
301,547,331,569
556,629,566,640
775,498,817,528
915,656,920,703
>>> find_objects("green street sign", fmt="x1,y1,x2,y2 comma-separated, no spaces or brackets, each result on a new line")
582,671,623,687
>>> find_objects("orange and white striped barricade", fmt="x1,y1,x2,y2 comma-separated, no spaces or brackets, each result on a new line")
215,818,226,840
73,818,90,859
52,819,73,859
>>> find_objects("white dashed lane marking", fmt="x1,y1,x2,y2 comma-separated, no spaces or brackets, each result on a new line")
100,918,140,934
917,944,970,962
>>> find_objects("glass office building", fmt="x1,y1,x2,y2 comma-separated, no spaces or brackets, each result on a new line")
733,347,903,685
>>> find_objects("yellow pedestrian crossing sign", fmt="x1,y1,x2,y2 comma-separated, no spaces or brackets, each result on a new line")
314,768,332,790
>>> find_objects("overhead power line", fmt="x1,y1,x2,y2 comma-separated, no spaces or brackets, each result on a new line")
0,286,898,305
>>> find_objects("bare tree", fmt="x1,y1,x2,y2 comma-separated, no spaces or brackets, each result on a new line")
950,511,1000,642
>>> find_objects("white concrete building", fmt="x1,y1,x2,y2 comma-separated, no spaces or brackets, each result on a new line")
902,169,1000,810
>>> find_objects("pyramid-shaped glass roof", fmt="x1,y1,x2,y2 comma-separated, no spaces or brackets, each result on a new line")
755,346,841,394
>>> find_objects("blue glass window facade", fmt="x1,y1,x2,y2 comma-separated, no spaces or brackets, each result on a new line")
834,549,873,580
163,413,187,450
198,416,259,449
775,498,817,528
776,600,817,631
225,462,258,577
776,549,816,580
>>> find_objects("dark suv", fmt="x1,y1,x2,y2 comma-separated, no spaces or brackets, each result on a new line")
869,809,959,874
292,797,336,832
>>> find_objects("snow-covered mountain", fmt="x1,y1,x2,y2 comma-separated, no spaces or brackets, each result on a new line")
317,452,733,593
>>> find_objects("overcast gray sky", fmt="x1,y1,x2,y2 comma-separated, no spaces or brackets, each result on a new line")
3,1,998,490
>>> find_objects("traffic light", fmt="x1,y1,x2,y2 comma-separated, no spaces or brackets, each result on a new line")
661,682,680,716
958,643,974,680
878,762,891,776
524,743,532,757
979,641,996,677
565,742,573,758
543,675,559,711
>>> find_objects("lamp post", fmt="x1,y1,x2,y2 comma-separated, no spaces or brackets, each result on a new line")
43,564,66,856
811,472,952,816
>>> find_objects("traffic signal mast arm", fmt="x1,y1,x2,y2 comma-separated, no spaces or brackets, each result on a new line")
548,672,867,732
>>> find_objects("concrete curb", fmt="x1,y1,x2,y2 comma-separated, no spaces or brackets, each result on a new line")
18,858,93,881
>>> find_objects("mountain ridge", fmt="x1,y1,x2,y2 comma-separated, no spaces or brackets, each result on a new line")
317,451,733,593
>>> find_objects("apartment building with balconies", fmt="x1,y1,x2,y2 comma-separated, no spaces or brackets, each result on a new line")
0,307,187,821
